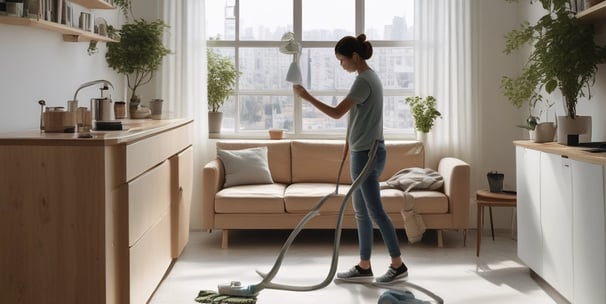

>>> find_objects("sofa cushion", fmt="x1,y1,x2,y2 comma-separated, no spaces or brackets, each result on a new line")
217,141,292,184
381,141,425,181
381,189,448,214
217,146,273,187
284,183,355,214
291,140,353,184
215,183,287,213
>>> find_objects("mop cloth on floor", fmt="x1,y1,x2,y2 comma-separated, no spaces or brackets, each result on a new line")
380,167,443,244
378,290,430,304
196,290,257,304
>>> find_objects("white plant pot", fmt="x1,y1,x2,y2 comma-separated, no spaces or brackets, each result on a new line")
556,115,592,145
208,112,223,134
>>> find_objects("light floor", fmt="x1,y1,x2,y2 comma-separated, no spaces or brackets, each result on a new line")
149,228,563,304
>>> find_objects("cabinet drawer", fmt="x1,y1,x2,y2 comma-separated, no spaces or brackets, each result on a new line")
126,122,193,181
129,212,172,304
128,160,171,246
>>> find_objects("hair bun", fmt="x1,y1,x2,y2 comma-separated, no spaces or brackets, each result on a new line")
357,34,367,43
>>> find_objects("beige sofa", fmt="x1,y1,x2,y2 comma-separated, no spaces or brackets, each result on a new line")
202,140,470,248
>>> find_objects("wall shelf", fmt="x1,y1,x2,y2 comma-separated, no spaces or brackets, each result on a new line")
70,0,114,10
0,16,115,42
0,0,114,42
577,1,606,23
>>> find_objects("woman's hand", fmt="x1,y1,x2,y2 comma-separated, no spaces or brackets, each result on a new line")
293,84,310,100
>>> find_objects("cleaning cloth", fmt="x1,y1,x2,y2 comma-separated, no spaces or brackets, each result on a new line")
196,290,257,304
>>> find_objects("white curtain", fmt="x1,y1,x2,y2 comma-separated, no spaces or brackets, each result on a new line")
414,0,478,169
161,0,207,229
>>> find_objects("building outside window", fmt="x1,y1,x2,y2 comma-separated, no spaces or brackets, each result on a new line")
206,0,415,137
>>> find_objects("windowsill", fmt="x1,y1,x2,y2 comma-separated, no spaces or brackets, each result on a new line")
208,132,415,141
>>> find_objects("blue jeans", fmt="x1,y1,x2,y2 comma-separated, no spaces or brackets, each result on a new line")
350,141,401,260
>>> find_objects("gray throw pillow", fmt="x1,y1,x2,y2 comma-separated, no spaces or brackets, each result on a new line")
217,146,274,187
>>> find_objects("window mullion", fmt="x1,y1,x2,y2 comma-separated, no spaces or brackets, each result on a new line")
356,0,364,35
294,0,303,135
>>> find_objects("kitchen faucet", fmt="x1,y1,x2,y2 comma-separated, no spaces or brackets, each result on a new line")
72,79,114,104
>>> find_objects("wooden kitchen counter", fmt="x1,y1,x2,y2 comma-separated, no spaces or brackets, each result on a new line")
514,140,606,165
0,118,192,146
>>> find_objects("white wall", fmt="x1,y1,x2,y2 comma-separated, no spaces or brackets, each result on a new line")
0,8,124,132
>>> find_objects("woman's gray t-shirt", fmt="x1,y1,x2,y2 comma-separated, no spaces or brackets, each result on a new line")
346,69,384,152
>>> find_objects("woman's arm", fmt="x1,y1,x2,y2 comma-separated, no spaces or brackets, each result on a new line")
293,85,353,119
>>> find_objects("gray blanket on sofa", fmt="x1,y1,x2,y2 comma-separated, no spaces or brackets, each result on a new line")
380,167,444,192
380,168,444,244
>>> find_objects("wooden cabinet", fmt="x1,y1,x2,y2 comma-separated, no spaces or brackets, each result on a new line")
515,141,606,304
0,0,115,43
0,118,193,304
171,146,193,258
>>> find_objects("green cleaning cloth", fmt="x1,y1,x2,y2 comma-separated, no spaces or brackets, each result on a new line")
196,290,257,304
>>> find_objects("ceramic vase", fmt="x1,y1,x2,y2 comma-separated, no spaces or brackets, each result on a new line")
556,115,592,145
534,122,556,143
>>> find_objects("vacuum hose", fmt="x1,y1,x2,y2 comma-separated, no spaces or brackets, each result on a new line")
218,140,381,296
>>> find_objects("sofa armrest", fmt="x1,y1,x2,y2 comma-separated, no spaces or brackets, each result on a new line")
202,159,224,230
437,157,471,229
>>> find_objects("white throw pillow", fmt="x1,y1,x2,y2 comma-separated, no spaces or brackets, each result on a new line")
217,146,274,188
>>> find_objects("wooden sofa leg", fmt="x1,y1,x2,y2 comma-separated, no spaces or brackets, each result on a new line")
221,230,229,249
437,230,443,248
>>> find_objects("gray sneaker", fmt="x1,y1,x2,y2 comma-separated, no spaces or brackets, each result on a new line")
336,265,374,282
375,264,408,283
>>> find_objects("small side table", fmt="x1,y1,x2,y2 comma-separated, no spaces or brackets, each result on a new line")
476,189,517,257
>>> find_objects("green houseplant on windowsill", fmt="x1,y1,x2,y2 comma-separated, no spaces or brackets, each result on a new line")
405,95,442,140
207,48,239,134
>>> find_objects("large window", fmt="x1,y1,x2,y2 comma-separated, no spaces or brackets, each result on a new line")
206,0,415,137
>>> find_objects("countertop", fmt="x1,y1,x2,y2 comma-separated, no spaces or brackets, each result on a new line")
514,140,606,165
0,118,193,146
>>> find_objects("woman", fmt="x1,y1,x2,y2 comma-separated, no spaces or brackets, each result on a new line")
293,34,407,283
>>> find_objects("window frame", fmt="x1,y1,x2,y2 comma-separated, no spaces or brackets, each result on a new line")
207,0,415,139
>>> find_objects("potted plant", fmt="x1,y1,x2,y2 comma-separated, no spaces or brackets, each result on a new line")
405,95,442,140
104,0,171,117
501,0,606,144
207,48,239,133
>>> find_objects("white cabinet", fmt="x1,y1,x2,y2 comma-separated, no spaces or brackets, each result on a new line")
571,160,606,304
515,142,606,304
539,153,573,299
516,147,542,272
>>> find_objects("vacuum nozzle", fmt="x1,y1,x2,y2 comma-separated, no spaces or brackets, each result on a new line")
217,281,258,297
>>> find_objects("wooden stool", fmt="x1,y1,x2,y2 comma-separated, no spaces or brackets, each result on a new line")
476,189,517,256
